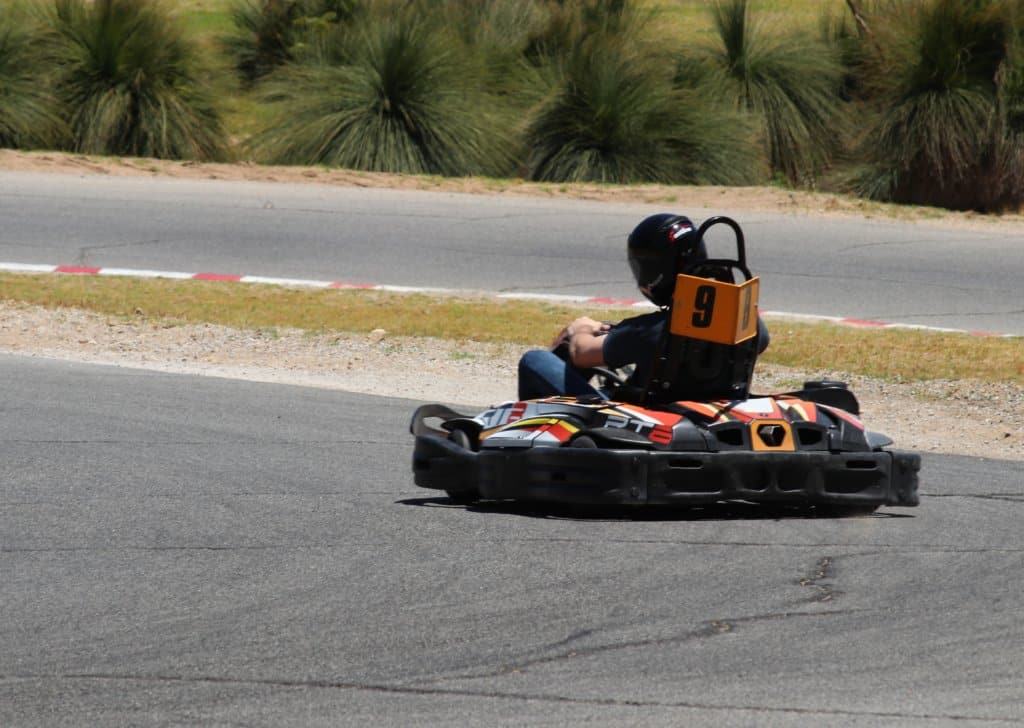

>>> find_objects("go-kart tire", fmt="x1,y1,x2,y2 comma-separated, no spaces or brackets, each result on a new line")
445,429,479,504
570,435,598,448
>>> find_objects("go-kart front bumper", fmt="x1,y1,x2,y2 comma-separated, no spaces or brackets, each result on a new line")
412,434,921,507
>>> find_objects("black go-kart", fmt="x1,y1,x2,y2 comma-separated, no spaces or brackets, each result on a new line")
410,216,920,515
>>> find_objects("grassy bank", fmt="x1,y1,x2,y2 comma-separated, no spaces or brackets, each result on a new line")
2,272,1020,385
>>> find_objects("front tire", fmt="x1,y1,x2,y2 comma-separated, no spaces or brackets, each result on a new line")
445,429,479,504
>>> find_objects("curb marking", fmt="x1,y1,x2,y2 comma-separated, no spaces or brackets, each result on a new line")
1,261,1017,338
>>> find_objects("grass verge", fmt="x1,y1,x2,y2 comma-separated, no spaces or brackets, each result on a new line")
2,272,1020,385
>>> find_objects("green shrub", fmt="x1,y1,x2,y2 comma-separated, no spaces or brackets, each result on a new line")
849,0,1024,211
522,0,634,64
0,10,65,149
223,0,363,85
224,0,302,84
417,0,550,102
49,0,227,160
249,7,515,176
524,37,761,185
681,0,846,186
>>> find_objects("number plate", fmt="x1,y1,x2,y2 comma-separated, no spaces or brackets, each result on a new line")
669,274,760,345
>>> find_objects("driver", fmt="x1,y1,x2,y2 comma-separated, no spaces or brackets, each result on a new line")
517,213,770,401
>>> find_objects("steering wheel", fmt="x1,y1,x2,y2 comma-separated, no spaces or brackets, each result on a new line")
551,340,633,393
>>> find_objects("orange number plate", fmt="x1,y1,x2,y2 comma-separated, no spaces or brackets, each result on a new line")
669,274,760,345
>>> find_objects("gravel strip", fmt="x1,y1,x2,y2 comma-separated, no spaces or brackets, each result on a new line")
2,301,1021,461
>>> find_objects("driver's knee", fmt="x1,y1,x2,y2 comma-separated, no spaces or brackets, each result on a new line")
518,348,554,373
518,349,562,400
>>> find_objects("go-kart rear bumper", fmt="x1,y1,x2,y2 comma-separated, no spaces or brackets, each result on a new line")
412,434,920,507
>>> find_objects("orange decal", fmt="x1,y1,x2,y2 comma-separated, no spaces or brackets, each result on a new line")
549,422,579,442
750,419,796,451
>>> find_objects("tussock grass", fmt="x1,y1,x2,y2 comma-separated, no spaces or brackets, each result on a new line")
2,272,1020,384
49,0,228,160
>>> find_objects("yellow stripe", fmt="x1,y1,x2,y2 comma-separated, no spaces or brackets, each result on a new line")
507,417,563,428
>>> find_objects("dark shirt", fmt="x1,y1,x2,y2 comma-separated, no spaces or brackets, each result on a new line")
602,310,770,390
602,311,666,385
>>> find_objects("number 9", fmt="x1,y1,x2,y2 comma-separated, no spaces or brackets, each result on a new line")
692,285,716,328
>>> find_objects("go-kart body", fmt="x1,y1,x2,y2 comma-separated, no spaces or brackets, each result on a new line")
409,216,920,511
410,387,920,509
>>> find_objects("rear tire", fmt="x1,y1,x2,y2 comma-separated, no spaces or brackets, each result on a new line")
570,435,598,448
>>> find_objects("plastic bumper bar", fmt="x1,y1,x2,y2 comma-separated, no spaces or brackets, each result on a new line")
412,434,920,507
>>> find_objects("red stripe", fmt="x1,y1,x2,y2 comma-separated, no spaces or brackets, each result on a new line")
193,273,243,282
329,282,377,289
650,424,673,445
589,296,641,305
840,318,887,327
55,265,100,274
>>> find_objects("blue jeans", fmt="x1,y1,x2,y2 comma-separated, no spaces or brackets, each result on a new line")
517,349,606,401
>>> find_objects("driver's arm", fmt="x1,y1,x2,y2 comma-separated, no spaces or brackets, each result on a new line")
559,317,610,369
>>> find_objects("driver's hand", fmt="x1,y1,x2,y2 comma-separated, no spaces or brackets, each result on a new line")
553,317,610,347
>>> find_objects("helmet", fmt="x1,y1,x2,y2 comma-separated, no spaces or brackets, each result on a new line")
627,213,705,307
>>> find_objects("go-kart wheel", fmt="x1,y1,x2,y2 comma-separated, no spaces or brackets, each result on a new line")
570,435,598,448
449,428,472,450
445,429,479,504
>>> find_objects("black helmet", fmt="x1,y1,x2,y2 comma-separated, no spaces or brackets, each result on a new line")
627,213,705,307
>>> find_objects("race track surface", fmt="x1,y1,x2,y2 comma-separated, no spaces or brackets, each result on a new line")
2,356,1021,727
1,171,1022,335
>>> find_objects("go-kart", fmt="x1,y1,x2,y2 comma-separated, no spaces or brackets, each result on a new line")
410,216,920,514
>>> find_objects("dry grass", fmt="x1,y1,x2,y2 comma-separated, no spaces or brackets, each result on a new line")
3,272,1020,384
766,321,1023,384
0,273,605,343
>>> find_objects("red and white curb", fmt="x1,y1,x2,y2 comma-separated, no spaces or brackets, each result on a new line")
1,261,1018,338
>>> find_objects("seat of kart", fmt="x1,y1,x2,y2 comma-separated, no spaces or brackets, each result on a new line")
642,331,760,405
638,253,762,406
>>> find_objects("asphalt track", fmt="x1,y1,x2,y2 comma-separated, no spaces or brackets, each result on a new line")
2,356,1022,727
1,171,1022,335
1,171,1022,725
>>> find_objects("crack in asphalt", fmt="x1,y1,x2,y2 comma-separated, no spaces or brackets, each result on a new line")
798,556,839,603
927,493,1024,503
4,671,1019,723
73,239,163,265
424,608,865,686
